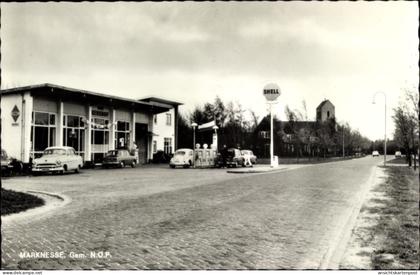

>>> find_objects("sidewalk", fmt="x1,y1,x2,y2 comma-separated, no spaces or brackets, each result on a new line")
226,164,307,174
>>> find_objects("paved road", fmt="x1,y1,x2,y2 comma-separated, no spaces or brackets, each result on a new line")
1,157,382,270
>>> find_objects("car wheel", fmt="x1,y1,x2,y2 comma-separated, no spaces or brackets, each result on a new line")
131,160,136,168
120,161,125,168
170,164,175,168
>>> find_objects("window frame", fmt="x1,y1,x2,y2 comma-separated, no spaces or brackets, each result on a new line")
166,113,172,126
31,111,57,159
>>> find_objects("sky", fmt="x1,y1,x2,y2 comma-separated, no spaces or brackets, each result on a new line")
1,2,418,140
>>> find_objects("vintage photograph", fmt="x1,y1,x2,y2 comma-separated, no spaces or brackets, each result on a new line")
1,1,418,272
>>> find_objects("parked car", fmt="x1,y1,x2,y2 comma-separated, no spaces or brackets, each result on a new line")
32,146,83,175
103,149,137,168
169,148,193,168
240,150,257,164
225,148,245,168
1,149,24,176
395,151,402,158
152,150,172,163
372,150,380,157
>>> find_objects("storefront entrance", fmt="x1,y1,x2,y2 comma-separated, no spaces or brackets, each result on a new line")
91,116,110,163
135,123,148,165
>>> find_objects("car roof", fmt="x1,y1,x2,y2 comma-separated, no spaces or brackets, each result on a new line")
176,148,193,151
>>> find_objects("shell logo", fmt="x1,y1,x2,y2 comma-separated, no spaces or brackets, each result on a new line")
263,83,281,101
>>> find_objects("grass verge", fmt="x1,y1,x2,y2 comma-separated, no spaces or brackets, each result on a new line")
1,188,45,216
368,167,419,269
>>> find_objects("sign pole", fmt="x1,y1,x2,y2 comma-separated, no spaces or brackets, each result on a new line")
263,83,281,168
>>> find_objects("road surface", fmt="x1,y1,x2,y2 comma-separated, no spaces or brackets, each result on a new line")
1,156,382,269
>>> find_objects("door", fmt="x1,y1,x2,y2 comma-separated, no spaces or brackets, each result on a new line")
135,123,148,165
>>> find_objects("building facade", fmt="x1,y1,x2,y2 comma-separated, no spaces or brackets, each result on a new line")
140,97,182,158
316,99,335,122
0,84,182,165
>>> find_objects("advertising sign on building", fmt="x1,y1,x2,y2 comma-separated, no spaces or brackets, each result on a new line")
11,105,20,126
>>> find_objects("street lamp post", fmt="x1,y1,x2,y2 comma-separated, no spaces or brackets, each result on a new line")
263,83,281,168
212,125,219,151
372,92,387,166
342,126,345,158
191,122,198,168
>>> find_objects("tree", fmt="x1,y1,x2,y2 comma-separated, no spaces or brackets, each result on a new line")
177,112,193,149
393,88,419,169
316,117,337,158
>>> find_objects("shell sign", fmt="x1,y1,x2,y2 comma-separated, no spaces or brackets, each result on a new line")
263,83,281,101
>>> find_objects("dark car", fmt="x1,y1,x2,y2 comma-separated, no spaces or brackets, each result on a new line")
102,149,137,168
1,149,23,176
224,148,245,168
152,150,172,164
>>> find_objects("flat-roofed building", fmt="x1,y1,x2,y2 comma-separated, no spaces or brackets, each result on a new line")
0,83,182,165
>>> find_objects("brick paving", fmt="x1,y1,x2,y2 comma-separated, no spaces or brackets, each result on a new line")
1,158,382,270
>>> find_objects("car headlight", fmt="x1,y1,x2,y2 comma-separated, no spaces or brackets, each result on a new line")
56,160,61,165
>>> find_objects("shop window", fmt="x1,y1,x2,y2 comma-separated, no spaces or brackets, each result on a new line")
166,113,171,126
115,120,130,149
117,121,130,131
153,141,157,153
164,137,172,155
34,127,49,151
49,114,56,125
67,115,80,127
34,112,49,125
32,112,57,155
63,115,86,156
92,131,109,145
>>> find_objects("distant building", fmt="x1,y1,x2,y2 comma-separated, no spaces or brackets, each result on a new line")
255,99,336,158
316,99,335,122
0,83,182,165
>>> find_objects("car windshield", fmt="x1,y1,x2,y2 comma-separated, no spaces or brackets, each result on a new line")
43,149,66,155
175,151,186,156
106,151,118,156
1,149,8,160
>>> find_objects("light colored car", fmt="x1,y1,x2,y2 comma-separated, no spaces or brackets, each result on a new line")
240,150,257,164
32,146,83,175
170,148,193,168
395,151,402,158
372,150,380,157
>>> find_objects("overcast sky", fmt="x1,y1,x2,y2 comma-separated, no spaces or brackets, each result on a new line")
1,2,418,140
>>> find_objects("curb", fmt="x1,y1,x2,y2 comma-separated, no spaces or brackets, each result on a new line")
227,167,287,174
1,190,71,224
318,165,379,269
